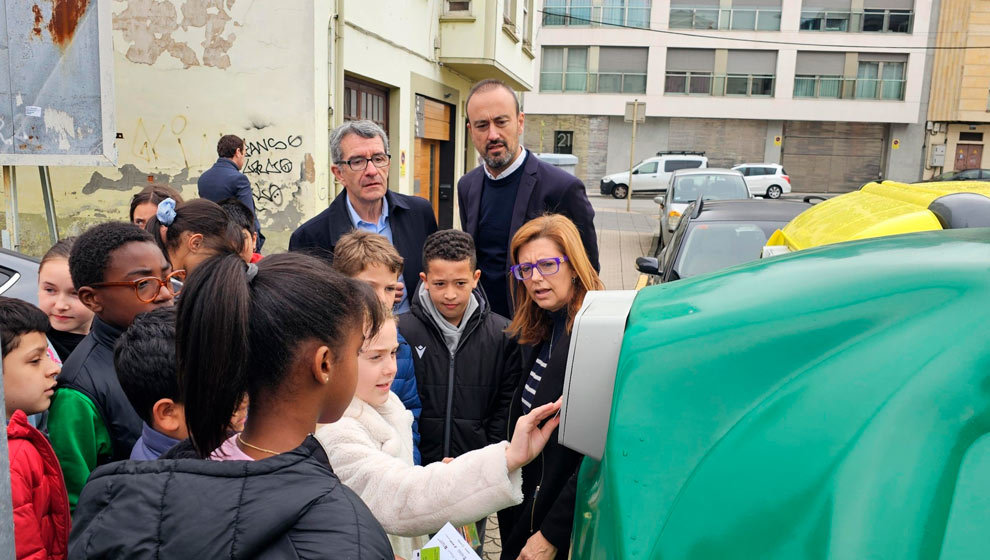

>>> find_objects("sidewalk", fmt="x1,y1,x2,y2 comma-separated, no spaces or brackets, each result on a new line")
590,195,659,290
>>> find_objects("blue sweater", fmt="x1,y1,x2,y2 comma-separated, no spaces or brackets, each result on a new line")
477,154,527,318
394,330,422,464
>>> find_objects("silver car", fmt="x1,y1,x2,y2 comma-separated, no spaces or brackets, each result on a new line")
0,249,40,304
655,168,751,247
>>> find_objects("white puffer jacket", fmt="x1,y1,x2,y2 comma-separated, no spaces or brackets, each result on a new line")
315,392,523,557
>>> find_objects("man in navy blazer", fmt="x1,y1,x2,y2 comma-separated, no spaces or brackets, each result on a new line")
288,120,438,312
458,80,599,318
198,134,265,251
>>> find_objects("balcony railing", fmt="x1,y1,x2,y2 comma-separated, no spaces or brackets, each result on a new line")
540,71,648,93
543,5,651,28
799,9,913,32
793,75,906,100
668,7,782,31
664,72,776,96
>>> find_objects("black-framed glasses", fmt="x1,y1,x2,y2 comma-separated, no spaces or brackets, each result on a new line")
335,153,391,171
511,257,569,280
90,270,186,302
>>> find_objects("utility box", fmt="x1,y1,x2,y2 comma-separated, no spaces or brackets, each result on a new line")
931,144,946,168
558,290,637,461
533,152,579,176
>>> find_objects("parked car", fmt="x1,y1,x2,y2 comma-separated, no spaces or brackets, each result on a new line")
657,168,751,247
0,248,40,305
636,199,812,284
565,228,990,560
600,151,707,199
926,168,990,181
764,179,990,255
731,163,792,199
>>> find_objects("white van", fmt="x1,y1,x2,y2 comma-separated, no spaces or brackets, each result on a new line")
600,151,708,199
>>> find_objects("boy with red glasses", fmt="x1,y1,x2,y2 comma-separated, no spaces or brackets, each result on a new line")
47,222,176,510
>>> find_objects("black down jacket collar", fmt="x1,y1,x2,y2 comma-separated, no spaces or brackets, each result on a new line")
68,435,394,559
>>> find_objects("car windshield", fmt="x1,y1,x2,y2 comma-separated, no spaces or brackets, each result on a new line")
672,175,748,203
675,222,771,278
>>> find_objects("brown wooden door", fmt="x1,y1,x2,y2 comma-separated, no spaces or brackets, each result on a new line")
414,137,440,217
954,144,983,171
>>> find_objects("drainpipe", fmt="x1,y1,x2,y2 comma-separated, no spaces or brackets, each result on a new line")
332,0,345,197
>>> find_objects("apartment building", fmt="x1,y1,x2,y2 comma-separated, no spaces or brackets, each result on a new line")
923,0,990,179
523,0,935,193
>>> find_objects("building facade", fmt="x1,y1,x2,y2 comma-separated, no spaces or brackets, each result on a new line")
3,0,536,256
923,0,990,179
523,0,936,193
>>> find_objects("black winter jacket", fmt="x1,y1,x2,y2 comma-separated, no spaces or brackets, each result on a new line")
398,288,523,465
69,436,394,559
497,330,583,560
56,316,142,461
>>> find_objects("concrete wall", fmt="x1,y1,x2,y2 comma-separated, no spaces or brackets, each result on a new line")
3,0,331,256
523,114,609,187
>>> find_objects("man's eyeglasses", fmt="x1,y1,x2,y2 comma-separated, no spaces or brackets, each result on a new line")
90,270,186,302
335,153,391,172
511,257,569,280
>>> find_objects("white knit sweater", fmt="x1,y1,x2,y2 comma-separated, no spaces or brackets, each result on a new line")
315,392,523,557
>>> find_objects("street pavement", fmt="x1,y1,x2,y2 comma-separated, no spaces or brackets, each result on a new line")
589,192,659,290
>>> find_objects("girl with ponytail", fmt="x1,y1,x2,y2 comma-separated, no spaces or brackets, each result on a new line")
68,252,395,559
146,197,247,273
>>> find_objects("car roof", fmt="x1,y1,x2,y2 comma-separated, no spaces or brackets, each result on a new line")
688,199,812,222
734,163,782,168
672,167,741,177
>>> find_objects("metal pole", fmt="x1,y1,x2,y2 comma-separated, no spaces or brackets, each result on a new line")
38,166,59,245
626,100,639,213
0,346,18,560
539,120,545,153
2,167,19,251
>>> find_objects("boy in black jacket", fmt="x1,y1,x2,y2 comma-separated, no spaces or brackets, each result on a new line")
398,229,523,549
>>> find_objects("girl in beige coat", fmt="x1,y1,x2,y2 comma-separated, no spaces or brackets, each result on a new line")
316,315,560,558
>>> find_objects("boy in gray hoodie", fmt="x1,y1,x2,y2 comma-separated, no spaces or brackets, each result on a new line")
398,229,523,549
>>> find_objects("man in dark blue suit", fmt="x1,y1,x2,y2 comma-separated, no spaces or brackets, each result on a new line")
198,134,265,251
457,80,599,319
288,120,438,314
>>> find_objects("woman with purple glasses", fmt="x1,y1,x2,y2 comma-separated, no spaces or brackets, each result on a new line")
498,214,604,560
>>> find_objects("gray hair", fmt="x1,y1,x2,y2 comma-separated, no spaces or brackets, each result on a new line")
330,120,390,163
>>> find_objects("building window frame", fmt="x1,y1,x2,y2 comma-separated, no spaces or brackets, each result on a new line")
445,0,472,14
854,60,906,100
540,46,591,93
344,77,389,130
543,0,651,28
669,6,782,31
798,8,913,33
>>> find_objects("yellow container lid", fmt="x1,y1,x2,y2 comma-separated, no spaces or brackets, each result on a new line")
767,180,990,252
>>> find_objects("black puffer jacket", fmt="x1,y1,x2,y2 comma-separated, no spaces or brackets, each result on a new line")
398,287,523,465
69,436,394,559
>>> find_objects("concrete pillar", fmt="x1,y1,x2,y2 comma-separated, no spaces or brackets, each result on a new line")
765,120,784,163
714,49,729,96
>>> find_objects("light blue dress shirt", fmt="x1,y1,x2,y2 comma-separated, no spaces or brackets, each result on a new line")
344,194,410,313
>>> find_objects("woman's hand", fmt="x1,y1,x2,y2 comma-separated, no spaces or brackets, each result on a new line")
505,399,562,472
517,531,557,560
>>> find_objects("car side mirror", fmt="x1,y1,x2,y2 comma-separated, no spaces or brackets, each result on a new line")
635,256,661,275
632,168,640,175
654,195,664,207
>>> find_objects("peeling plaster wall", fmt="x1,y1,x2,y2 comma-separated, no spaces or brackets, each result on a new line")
7,0,330,254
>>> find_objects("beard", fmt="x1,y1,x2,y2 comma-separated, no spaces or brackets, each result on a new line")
482,140,516,170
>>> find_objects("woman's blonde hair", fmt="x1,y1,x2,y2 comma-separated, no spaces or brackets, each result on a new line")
506,214,604,345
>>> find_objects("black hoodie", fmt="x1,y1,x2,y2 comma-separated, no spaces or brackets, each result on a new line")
69,436,394,559
398,286,523,465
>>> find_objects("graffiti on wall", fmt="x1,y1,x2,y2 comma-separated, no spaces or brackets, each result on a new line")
80,117,315,231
